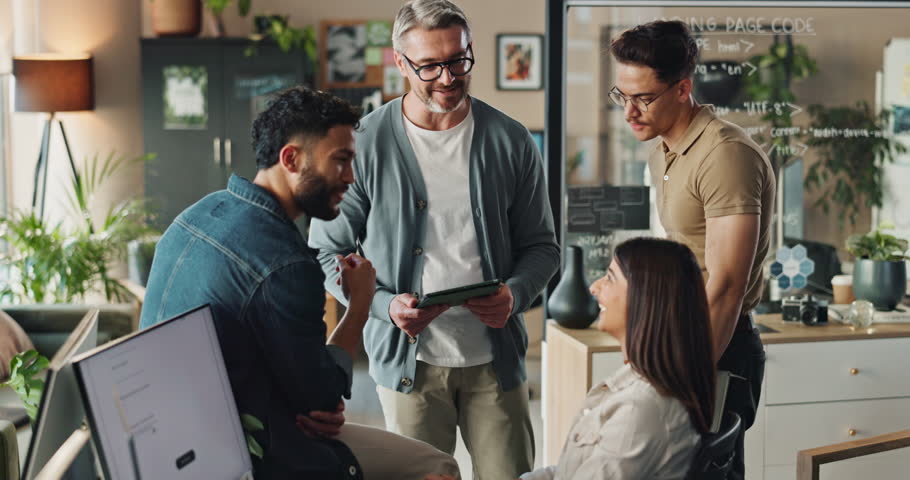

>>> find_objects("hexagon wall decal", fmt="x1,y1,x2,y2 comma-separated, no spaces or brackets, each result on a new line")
769,245,815,292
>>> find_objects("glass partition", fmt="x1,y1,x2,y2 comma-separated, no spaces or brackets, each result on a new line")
545,0,910,292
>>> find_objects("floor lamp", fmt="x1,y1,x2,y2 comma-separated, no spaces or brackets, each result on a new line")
12,53,94,221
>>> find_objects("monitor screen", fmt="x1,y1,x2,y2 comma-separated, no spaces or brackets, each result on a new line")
73,305,252,480
22,309,99,480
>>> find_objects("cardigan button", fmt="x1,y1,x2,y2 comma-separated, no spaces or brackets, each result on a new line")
401,377,413,387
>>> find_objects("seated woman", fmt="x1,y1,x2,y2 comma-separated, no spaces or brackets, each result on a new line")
522,237,716,480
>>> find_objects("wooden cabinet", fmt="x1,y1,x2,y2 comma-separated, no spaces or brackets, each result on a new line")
543,317,910,479
141,38,312,229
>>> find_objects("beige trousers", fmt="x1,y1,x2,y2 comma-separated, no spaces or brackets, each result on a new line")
338,423,461,480
376,362,534,480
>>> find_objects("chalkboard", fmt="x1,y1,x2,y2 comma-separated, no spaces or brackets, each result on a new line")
565,185,651,283
568,185,649,233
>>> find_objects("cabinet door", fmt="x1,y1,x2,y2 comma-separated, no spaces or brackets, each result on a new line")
221,43,308,183
142,40,226,229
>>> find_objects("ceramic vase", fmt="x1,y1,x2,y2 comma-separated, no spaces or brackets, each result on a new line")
547,245,600,329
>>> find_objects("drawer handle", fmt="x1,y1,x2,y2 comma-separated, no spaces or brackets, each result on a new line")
849,368,859,375
848,429,857,437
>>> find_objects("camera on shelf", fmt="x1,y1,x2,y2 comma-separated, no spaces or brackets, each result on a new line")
781,294,828,326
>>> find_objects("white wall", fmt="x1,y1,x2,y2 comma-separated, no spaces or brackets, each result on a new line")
9,0,143,231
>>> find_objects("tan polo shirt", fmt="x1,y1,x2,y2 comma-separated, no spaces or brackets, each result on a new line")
648,106,775,315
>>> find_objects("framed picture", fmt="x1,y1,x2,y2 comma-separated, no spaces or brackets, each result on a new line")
321,20,400,102
530,129,544,157
496,34,544,91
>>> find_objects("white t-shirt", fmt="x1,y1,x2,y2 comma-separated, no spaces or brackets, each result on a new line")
402,106,494,367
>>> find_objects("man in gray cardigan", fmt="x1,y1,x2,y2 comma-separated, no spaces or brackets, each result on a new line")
308,1,559,478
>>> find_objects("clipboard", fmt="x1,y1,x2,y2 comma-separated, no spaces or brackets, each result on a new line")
415,279,502,308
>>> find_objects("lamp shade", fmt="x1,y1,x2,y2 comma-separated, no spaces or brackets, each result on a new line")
13,53,94,112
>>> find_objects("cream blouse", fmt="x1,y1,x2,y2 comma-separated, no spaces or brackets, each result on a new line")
521,364,701,480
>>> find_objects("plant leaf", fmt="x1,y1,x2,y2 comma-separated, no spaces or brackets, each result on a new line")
241,413,265,432
246,433,264,459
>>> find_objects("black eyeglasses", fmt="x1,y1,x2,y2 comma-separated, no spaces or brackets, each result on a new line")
402,46,475,82
608,80,679,112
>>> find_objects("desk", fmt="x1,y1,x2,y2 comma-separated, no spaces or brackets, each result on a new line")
543,315,910,479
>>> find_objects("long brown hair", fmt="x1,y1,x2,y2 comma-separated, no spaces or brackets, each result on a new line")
614,237,716,434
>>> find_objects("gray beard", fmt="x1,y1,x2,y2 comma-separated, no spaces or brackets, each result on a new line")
420,84,469,114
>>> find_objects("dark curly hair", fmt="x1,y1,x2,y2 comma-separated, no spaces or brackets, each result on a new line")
609,20,699,85
251,86,362,170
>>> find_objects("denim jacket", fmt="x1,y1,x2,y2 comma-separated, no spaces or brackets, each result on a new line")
140,175,360,480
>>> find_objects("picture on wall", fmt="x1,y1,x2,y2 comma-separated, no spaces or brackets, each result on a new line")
496,34,544,91
163,65,207,130
323,22,367,85
320,20,394,99
530,130,544,156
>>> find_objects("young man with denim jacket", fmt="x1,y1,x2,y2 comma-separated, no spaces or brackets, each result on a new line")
140,87,459,480
308,1,560,478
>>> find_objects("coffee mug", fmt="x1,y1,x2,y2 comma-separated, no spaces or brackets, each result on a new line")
831,274,854,305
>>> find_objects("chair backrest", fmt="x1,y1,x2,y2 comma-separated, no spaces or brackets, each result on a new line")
0,419,19,480
686,411,742,480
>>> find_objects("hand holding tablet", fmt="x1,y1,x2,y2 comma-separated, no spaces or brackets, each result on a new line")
415,279,502,309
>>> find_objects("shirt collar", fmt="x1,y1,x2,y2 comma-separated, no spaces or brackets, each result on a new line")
661,104,717,156
226,174,293,224
603,363,645,392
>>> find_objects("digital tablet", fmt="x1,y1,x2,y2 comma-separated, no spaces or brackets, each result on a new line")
416,279,502,308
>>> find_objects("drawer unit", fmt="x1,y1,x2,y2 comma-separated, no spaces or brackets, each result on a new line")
765,397,910,465
764,338,910,405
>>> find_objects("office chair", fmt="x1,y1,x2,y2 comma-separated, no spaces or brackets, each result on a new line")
686,411,742,480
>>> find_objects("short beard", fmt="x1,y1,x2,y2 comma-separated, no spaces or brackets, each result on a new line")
421,80,469,114
293,166,339,221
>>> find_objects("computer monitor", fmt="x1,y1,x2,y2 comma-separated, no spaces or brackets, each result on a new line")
73,305,253,480
21,309,99,480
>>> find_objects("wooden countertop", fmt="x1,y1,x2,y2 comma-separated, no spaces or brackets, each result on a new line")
547,314,910,354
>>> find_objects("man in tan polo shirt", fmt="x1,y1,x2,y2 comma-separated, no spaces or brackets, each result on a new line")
609,20,775,479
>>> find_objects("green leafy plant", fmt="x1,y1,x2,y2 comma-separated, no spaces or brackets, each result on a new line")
245,15,317,76
241,413,265,459
0,152,157,304
846,223,909,261
803,102,907,227
742,36,818,170
204,0,252,36
0,350,49,422
204,0,251,16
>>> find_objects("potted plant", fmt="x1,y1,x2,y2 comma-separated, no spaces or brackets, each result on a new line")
803,102,907,228
244,14,317,78
0,152,157,304
152,0,203,37
203,0,252,37
742,35,818,172
846,223,909,310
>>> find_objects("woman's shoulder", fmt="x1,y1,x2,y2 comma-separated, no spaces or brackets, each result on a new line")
603,369,696,434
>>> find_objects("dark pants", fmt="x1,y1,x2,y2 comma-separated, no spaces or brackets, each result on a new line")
717,325,766,480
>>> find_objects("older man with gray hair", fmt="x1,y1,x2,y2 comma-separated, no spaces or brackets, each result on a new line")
308,0,559,478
